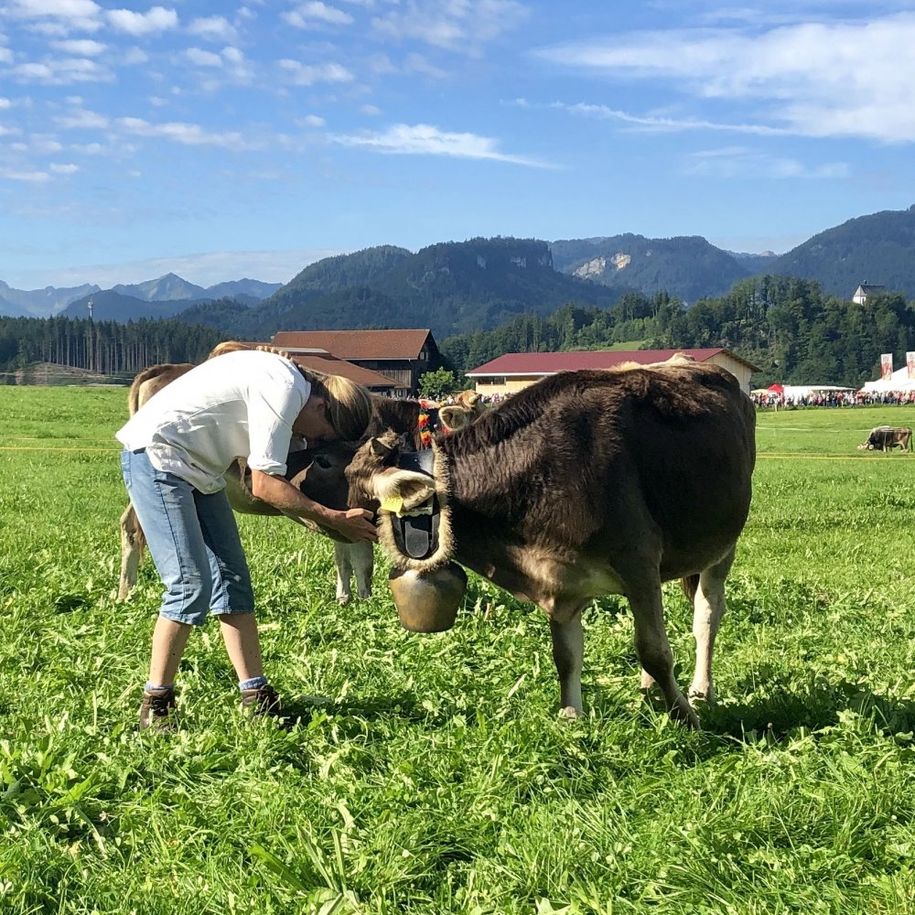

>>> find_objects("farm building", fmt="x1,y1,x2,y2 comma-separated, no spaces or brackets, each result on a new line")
282,348,397,392
466,348,760,396
852,283,886,305
272,329,442,396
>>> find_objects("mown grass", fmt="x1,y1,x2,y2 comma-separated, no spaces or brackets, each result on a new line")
1,387,914,914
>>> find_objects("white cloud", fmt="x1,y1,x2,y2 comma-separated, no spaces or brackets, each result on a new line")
187,15,237,42
10,56,110,84
0,97,11,109
116,115,253,149
184,46,222,67
331,122,552,167
220,46,252,81
301,114,326,127
51,37,105,54
0,166,50,182
49,161,79,173
5,0,99,16
4,0,101,25
121,46,149,64
360,103,380,115
530,100,790,137
14,134,62,153
372,0,527,53
536,12,915,143
55,106,108,128
684,146,849,179
283,2,354,28
278,58,353,85
404,52,447,78
107,6,178,36
0,46,12,63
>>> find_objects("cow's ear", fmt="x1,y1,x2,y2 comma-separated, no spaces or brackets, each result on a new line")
370,436,394,457
374,470,436,512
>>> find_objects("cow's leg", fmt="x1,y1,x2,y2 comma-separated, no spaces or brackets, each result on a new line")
628,581,698,728
550,614,584,718
118,503,146,600
688,547,735,705
334,541,353,605
349,541,373,600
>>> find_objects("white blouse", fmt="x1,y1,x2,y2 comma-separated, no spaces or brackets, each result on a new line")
117,349,310,493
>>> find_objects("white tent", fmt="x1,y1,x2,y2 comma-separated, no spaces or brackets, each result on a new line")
862,366,915,392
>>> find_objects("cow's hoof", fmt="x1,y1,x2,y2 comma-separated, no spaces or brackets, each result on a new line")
670,700,701,730
356,590,372,601
337,595,351,606
688,686,716,708
558,705,581,720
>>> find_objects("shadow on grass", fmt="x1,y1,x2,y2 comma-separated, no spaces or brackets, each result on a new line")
582,673,915,760
698,674,915,746
279,691,427,730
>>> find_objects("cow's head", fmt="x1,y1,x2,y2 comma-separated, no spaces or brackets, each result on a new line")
344,432,434,511
438,391,486,434
286,440,360,510
345,431,454,571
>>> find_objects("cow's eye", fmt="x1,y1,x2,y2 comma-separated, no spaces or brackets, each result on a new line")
315,456,332,469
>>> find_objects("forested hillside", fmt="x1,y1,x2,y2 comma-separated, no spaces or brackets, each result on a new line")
442,277,915,387
768,205,915,297
0,316,221,378
550,234,753,301
180,238,619,338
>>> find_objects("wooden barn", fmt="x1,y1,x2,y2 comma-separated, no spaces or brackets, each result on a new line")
272,329,441,396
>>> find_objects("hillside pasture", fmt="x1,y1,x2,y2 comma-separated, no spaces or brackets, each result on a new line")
1,388,914,913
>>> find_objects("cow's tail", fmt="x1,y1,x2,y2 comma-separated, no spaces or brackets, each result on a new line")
680,574,700,604
909,431,913,452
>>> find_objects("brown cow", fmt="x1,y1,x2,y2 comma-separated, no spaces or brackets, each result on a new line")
344,361,757,727
857,426,913,452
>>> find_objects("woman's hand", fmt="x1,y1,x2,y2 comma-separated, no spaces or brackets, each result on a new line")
325,508,377,543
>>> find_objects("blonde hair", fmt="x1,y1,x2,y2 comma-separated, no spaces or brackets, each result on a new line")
294,367,372,442
322,374,373,441
208,341,292,359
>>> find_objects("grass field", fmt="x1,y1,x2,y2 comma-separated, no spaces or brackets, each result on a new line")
2,386,915,914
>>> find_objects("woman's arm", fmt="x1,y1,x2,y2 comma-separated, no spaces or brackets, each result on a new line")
249,469,377,543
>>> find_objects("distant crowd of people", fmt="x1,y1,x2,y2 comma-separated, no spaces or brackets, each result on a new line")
752,390,915,409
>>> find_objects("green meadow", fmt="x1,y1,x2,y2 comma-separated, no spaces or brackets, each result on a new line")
1,386,914,914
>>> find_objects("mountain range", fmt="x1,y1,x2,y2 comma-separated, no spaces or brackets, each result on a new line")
4,204,915,336
0,274,281,320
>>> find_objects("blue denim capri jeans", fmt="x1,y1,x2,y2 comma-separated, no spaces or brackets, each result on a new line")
121,448,255,625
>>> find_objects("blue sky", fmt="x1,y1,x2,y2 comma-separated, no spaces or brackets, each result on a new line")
1,0,914,289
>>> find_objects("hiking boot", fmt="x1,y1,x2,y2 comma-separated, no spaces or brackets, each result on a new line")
138,687,177,732
240,683,282,719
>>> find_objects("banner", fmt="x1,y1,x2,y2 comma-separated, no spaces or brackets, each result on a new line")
881,353,893,380
907,352,915,380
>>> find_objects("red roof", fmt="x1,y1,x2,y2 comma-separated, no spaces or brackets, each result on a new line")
467,349,757,376
289,352,397,389
273,329,433,360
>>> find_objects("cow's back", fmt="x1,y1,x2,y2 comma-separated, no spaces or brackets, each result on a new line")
128,363,194,414
442,363,755,580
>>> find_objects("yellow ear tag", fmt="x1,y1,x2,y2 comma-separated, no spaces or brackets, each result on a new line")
380,495,404,515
